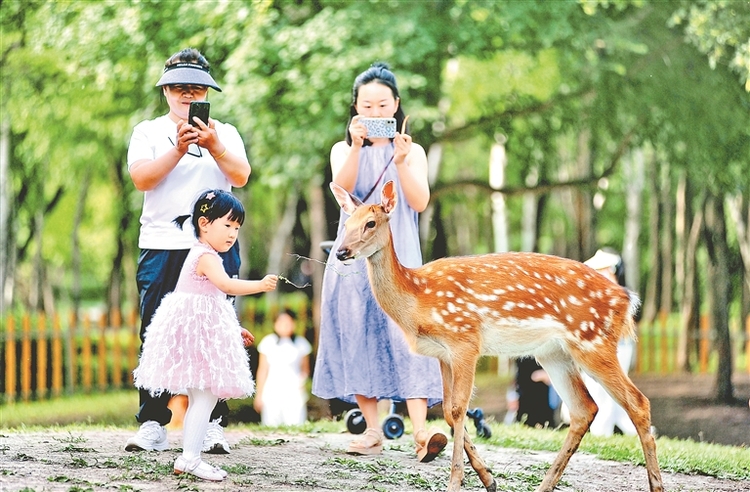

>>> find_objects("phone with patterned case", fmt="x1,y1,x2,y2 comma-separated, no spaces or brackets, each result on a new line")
360,117,397,139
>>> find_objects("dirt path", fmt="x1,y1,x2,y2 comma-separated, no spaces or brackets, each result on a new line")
0,428,745,492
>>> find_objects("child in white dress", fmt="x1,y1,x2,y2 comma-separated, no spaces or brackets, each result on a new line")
133,189,277,481
254,309,312,426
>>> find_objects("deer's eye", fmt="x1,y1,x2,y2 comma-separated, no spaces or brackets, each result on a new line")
365,220,376,229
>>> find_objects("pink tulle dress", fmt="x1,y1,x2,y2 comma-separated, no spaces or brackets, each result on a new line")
133,243,255,400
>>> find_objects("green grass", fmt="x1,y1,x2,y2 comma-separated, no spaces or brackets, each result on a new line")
1,390,139,428
2,391,748,483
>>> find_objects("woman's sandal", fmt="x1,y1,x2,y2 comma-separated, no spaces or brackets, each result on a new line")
414,428,448,463
174,455,227,481
347,427,384,456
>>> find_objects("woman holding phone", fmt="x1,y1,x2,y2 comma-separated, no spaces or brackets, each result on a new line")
126,47,250,455
312,62,447,462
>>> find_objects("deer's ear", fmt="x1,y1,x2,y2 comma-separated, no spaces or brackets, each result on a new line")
381,180,397,215
329,182,363,215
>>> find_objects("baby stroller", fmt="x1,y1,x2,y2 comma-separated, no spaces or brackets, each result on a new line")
321,241,492,440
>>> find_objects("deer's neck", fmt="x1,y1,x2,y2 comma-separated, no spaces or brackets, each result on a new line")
365,236,418,331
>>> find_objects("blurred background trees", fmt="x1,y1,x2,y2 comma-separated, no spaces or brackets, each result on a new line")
2,0,748,402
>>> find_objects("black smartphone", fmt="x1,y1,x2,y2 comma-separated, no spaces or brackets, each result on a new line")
188,101,210,128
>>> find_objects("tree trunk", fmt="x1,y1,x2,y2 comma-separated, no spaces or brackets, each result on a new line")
677,202,702,372
0,118,10,312
266,188,299,305
622,148,644,293
521,167,538,252
703,194,734,403
106,155,131,321
489,138,509,253
573,128,594,261
726,193,750,294
659,161,673,315
419,142,442,259
306,179,326,344
641,152,661,324
71,169,92,317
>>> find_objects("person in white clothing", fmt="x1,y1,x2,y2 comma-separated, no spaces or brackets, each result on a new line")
125,47,251,454
254,309,312,426
561,248,639,437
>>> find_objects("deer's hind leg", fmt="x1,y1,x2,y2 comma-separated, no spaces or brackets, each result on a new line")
577,346,663,492
535,352,598,492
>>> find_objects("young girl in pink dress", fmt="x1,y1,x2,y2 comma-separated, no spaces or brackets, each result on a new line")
133,189,277,481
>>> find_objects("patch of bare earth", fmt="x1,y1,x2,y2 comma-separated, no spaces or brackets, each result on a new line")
0,427,745,492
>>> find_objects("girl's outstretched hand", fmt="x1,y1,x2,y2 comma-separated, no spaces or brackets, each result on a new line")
260,274,278,292
240,328,255,347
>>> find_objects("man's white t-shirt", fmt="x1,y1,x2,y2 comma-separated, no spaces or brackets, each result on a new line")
127,115,248,250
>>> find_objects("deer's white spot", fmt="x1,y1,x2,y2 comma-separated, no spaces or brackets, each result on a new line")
502,301,516,311
472,292,499,302
568,295,582,306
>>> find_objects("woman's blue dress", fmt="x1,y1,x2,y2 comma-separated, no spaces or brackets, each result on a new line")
312,143,443,407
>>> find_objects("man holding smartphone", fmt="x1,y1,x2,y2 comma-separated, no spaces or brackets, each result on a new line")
126,47,250,454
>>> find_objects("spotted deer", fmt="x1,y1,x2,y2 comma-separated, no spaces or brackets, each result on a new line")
330,180,663,492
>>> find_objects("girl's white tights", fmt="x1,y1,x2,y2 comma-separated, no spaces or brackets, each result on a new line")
182,388,219,460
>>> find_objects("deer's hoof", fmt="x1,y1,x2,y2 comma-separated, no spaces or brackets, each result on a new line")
485,479,497,492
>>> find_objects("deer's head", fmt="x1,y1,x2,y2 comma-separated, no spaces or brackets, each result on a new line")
330,180,397,265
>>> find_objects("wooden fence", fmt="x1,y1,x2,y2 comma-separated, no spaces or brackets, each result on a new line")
2,296,312,404
2,306,749,404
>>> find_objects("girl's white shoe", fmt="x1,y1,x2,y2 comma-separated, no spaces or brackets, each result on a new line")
174,456,227,481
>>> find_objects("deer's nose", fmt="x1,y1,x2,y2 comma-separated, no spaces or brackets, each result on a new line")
335,247,351,262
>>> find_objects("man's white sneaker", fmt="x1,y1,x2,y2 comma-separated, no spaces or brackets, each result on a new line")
125,421,169,451
202,418,230,454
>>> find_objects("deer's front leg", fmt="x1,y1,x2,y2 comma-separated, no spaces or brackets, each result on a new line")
439,361,454,430
445,356,490,492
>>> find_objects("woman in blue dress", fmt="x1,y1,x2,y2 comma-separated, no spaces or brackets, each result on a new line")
312,63,446,462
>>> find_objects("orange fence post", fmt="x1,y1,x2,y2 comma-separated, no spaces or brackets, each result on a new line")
635,328,643,374
112,309,122,388
5,316,16,403
699,314,710,373
36,313,48,399
647,320,655,373
98,313,107,391
82,314,92,391
21,315,31,402
659,311,669,374
67,311,78,392
127,309,138,385
52,313,63,397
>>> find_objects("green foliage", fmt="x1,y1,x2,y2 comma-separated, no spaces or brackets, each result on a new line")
2,0,749,312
